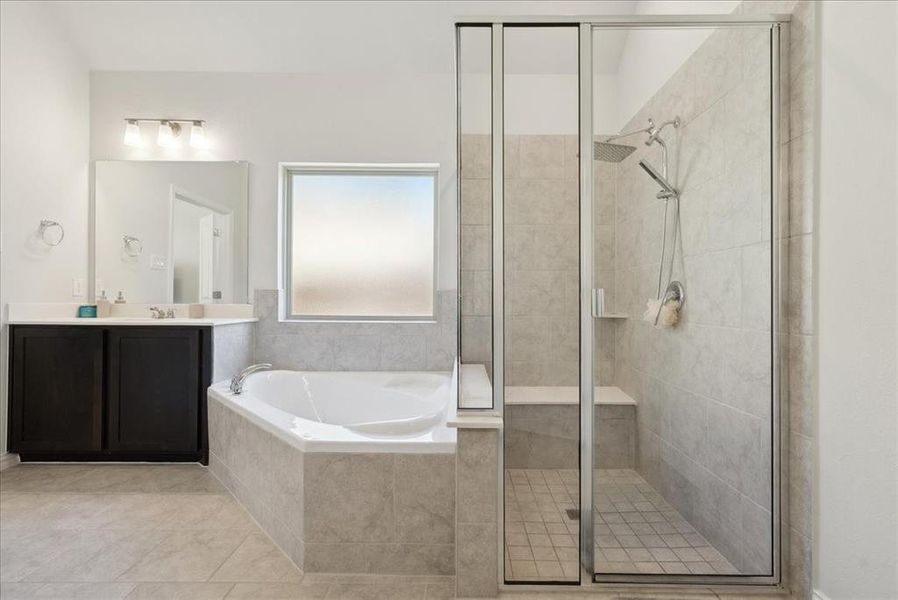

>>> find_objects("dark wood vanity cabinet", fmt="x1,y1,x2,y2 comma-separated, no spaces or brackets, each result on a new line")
8,325,212,463
10,327,104,454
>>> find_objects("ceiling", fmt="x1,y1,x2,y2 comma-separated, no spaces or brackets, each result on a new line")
48,1,638,75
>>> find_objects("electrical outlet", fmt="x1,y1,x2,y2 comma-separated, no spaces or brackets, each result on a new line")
150,254,167,270
72,278,86,297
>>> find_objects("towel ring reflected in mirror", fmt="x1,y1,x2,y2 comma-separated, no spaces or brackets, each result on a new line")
38,219,65,246
122,235,143,257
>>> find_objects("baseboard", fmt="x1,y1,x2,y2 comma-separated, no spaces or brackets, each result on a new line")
0,452,21,471
813,590,832,600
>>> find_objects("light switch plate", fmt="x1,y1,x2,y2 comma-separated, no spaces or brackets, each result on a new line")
72,278,86,297
150,254,167,270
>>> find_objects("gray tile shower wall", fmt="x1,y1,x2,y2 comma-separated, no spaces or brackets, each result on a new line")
460,134,619,386
611,22,777,575
253,289,457,372
505,405,636,470
460,134,586,386
610,2,816,590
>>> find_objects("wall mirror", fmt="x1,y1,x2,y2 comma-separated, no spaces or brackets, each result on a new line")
93,160,249,304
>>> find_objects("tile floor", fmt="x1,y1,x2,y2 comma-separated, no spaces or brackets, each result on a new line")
503,468,738,582
592,469,738,576
0,463,454,599
503,469,580,582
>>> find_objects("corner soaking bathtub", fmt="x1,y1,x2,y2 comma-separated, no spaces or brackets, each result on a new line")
208,370,456,453
207,369,458,574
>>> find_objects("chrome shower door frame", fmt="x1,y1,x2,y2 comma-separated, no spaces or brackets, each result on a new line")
455,12,790,592
585,18,789,588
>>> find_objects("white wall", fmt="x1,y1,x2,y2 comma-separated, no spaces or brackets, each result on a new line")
90,72,459,293
460,74,619,135
816,2,898,598
614,0,739,128
0,1,90,453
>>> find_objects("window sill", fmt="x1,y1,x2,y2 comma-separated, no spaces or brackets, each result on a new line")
279,317,438,325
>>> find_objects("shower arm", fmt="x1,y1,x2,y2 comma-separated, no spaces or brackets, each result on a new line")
603,124,652,143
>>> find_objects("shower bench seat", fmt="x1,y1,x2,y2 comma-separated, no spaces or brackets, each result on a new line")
505,385,637,470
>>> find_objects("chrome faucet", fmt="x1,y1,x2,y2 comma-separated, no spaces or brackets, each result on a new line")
229,363,272,394
149,306,176,319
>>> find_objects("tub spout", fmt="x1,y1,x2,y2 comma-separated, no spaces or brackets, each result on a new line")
229,363,272,394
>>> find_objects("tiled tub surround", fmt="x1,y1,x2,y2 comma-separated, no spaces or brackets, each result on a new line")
208,381,457,576
504,388,637,470
254,289,457,373
212,322,254,383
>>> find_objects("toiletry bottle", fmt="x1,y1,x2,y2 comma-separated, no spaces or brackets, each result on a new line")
97,290,111,318
115,291,126,304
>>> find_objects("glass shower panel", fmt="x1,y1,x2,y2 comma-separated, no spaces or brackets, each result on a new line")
502,25,580,584
591,24,775,580
457,26,493,409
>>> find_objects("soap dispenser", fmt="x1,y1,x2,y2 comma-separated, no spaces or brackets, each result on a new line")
114,291,126,304
97,290,111,318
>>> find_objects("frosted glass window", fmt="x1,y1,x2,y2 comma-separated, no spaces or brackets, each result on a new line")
285,166,437,319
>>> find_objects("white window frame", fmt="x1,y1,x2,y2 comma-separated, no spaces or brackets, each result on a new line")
278,162,439,322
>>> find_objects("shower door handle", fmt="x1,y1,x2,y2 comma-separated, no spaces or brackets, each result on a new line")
591,288,605,318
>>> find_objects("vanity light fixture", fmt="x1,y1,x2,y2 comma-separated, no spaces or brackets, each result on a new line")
122,118,208,149
157,120,180,147
123,120,142,147
189,121,207,149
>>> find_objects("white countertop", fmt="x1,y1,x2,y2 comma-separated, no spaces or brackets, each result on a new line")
6,302,256,326
8,317,258,327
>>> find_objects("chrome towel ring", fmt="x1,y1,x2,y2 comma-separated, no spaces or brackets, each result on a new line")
122,235,143,257
38,220,65,246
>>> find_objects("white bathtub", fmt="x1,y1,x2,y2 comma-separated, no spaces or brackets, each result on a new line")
208,370,456,453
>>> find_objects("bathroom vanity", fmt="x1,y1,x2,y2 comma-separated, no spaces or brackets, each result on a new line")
6,315,255,464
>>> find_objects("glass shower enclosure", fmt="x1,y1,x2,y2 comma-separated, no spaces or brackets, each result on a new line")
457,14,788,587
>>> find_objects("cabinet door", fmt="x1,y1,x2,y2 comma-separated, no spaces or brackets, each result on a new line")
106,328,200,453
9,326,104,453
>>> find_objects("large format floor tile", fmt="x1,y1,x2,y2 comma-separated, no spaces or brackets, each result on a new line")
0,464,455,599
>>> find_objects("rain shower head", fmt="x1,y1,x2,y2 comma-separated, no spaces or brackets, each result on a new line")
638,159,679,199
593,141,637,163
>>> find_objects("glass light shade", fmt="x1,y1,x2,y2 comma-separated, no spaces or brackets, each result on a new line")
189,122,208,149
157,121,179,147
123,121,142,147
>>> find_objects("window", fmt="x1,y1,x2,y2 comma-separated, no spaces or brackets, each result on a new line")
281,163,438,320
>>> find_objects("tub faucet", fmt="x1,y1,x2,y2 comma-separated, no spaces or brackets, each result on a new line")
229,363,272,394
